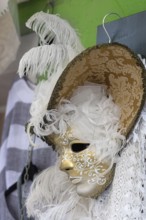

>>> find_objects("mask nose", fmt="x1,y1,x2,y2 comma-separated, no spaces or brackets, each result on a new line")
60,159,74,171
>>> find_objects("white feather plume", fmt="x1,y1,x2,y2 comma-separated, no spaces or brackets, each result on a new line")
26,11,84,53
18,11,84,146
18,44,76,84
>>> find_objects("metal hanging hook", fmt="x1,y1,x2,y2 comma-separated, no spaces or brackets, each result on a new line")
102,12,121,43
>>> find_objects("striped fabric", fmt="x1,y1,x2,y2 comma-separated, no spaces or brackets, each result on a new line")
0,78,56,220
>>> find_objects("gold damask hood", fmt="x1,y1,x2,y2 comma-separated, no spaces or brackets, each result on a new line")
48,43,146,140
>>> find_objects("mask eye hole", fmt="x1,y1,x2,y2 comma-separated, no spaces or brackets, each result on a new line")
71,143,90,153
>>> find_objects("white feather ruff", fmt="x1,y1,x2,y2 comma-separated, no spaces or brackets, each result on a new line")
33,84,124,166
26,165,94,220
26,11,84,53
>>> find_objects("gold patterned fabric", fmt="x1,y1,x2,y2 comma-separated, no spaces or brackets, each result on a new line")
48,43,146,138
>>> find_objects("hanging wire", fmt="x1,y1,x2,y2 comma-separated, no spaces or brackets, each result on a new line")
102,12,121,43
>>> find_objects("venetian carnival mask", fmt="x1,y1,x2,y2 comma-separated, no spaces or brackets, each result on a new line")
17,12,146,220
53,129,115,198
26,43,145,199
45,43,146,198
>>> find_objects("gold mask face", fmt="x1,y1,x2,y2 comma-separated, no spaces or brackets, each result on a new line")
52,130,115,198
